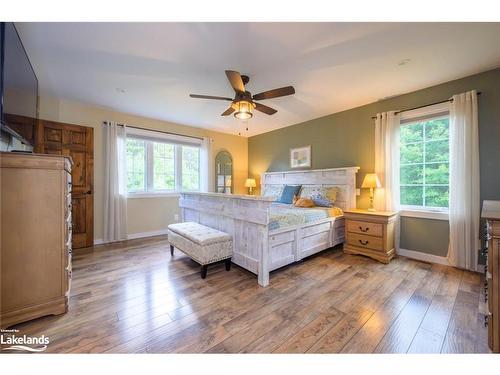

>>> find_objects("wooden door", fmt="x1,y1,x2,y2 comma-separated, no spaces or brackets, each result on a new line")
36,120,94,248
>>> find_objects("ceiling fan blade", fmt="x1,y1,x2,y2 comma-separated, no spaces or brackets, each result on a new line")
253,86,295,101
221,107,235,116
190,94,233,101
254,102,277,115
225,70,245,93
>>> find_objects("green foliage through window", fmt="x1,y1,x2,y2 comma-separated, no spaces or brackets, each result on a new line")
400,116,449,209
153,143,175,190
126,137,201,193
126,139,146,192
182,146,200,191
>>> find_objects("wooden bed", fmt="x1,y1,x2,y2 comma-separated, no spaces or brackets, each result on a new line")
179,167,359,286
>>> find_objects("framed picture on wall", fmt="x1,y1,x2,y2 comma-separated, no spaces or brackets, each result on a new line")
290,145,311,168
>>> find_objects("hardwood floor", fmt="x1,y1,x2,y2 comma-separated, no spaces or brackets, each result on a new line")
7,236,489,353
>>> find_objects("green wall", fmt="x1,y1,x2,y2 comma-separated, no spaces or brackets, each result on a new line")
248,68,500,257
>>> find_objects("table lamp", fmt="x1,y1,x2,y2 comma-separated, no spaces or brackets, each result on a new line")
245,178,256,195
362,173,381,211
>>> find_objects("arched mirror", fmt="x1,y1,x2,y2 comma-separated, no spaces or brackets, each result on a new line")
215,151,233,194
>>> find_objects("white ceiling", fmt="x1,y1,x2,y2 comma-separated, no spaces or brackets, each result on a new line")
16,22,500,137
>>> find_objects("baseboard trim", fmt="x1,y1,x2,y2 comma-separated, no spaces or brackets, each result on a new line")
397,248,451,266
127,229,169,240
94,229,169,245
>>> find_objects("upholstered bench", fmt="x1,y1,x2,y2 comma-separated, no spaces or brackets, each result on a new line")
167,222,233,279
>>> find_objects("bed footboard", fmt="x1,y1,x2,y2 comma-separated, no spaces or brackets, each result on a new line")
179,192,275,286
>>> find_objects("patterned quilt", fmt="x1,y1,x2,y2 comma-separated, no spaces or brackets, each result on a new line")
268,203,343,231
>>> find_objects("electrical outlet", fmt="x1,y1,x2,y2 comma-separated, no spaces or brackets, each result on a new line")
174,214,179,221
356,188,361,196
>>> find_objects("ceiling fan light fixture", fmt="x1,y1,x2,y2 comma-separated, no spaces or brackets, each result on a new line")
234,100,254,120
190,70,293,118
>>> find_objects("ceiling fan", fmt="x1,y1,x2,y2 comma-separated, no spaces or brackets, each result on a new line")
189,70,295,120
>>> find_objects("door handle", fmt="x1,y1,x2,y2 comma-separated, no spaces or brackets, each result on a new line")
86,190,92,195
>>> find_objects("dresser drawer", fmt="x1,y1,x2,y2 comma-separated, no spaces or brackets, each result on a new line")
347,233,383,251
347,220,383,237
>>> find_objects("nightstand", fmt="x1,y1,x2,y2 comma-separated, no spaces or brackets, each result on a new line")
343,209,398,264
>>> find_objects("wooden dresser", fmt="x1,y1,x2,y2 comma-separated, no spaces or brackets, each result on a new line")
343,209,398,264
482,200,500,353
1,152,73,328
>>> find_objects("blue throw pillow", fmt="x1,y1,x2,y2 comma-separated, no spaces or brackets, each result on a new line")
277,185,302,204
311,193,334,207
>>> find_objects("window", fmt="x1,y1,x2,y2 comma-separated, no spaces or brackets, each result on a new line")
125,130,201,195
126,139,146,192
400,111,449,213
153,143,176,190
181,146,200,191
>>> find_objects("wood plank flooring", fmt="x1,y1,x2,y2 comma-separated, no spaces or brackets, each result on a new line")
7,236,489,353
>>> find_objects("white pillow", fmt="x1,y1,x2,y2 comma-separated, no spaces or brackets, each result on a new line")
262,185,284,197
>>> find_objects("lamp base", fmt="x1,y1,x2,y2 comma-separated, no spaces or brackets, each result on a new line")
368,188,376,211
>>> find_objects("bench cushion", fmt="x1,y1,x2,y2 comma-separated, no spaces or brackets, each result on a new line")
167,222,232,246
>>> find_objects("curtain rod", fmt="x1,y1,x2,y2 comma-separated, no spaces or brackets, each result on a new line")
103,121,204,141
370,91,482,120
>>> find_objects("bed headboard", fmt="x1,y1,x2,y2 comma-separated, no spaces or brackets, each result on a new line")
261,167,360,210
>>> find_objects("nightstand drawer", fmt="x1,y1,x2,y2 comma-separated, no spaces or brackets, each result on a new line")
347,220,383,237
347,233,383,251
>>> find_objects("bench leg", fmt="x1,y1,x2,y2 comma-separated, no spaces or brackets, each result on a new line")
201,265,208,279
225,258,231,271
170,244,174,256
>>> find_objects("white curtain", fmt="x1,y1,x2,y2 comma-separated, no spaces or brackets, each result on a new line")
374,111,401,212
103,121,128,242
199,137,212,192
448,90,480,271
374,111,401,250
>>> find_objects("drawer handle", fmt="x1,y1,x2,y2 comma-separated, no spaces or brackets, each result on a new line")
359,226,370,232
359,239,369,246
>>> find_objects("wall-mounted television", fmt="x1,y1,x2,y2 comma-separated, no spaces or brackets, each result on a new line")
0,22,38,147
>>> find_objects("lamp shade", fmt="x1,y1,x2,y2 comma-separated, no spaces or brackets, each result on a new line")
361,173,381,189
244,178,256,188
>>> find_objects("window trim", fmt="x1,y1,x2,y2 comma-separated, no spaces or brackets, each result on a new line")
399,102,450,218
125,128,201,197
127,191,181,199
